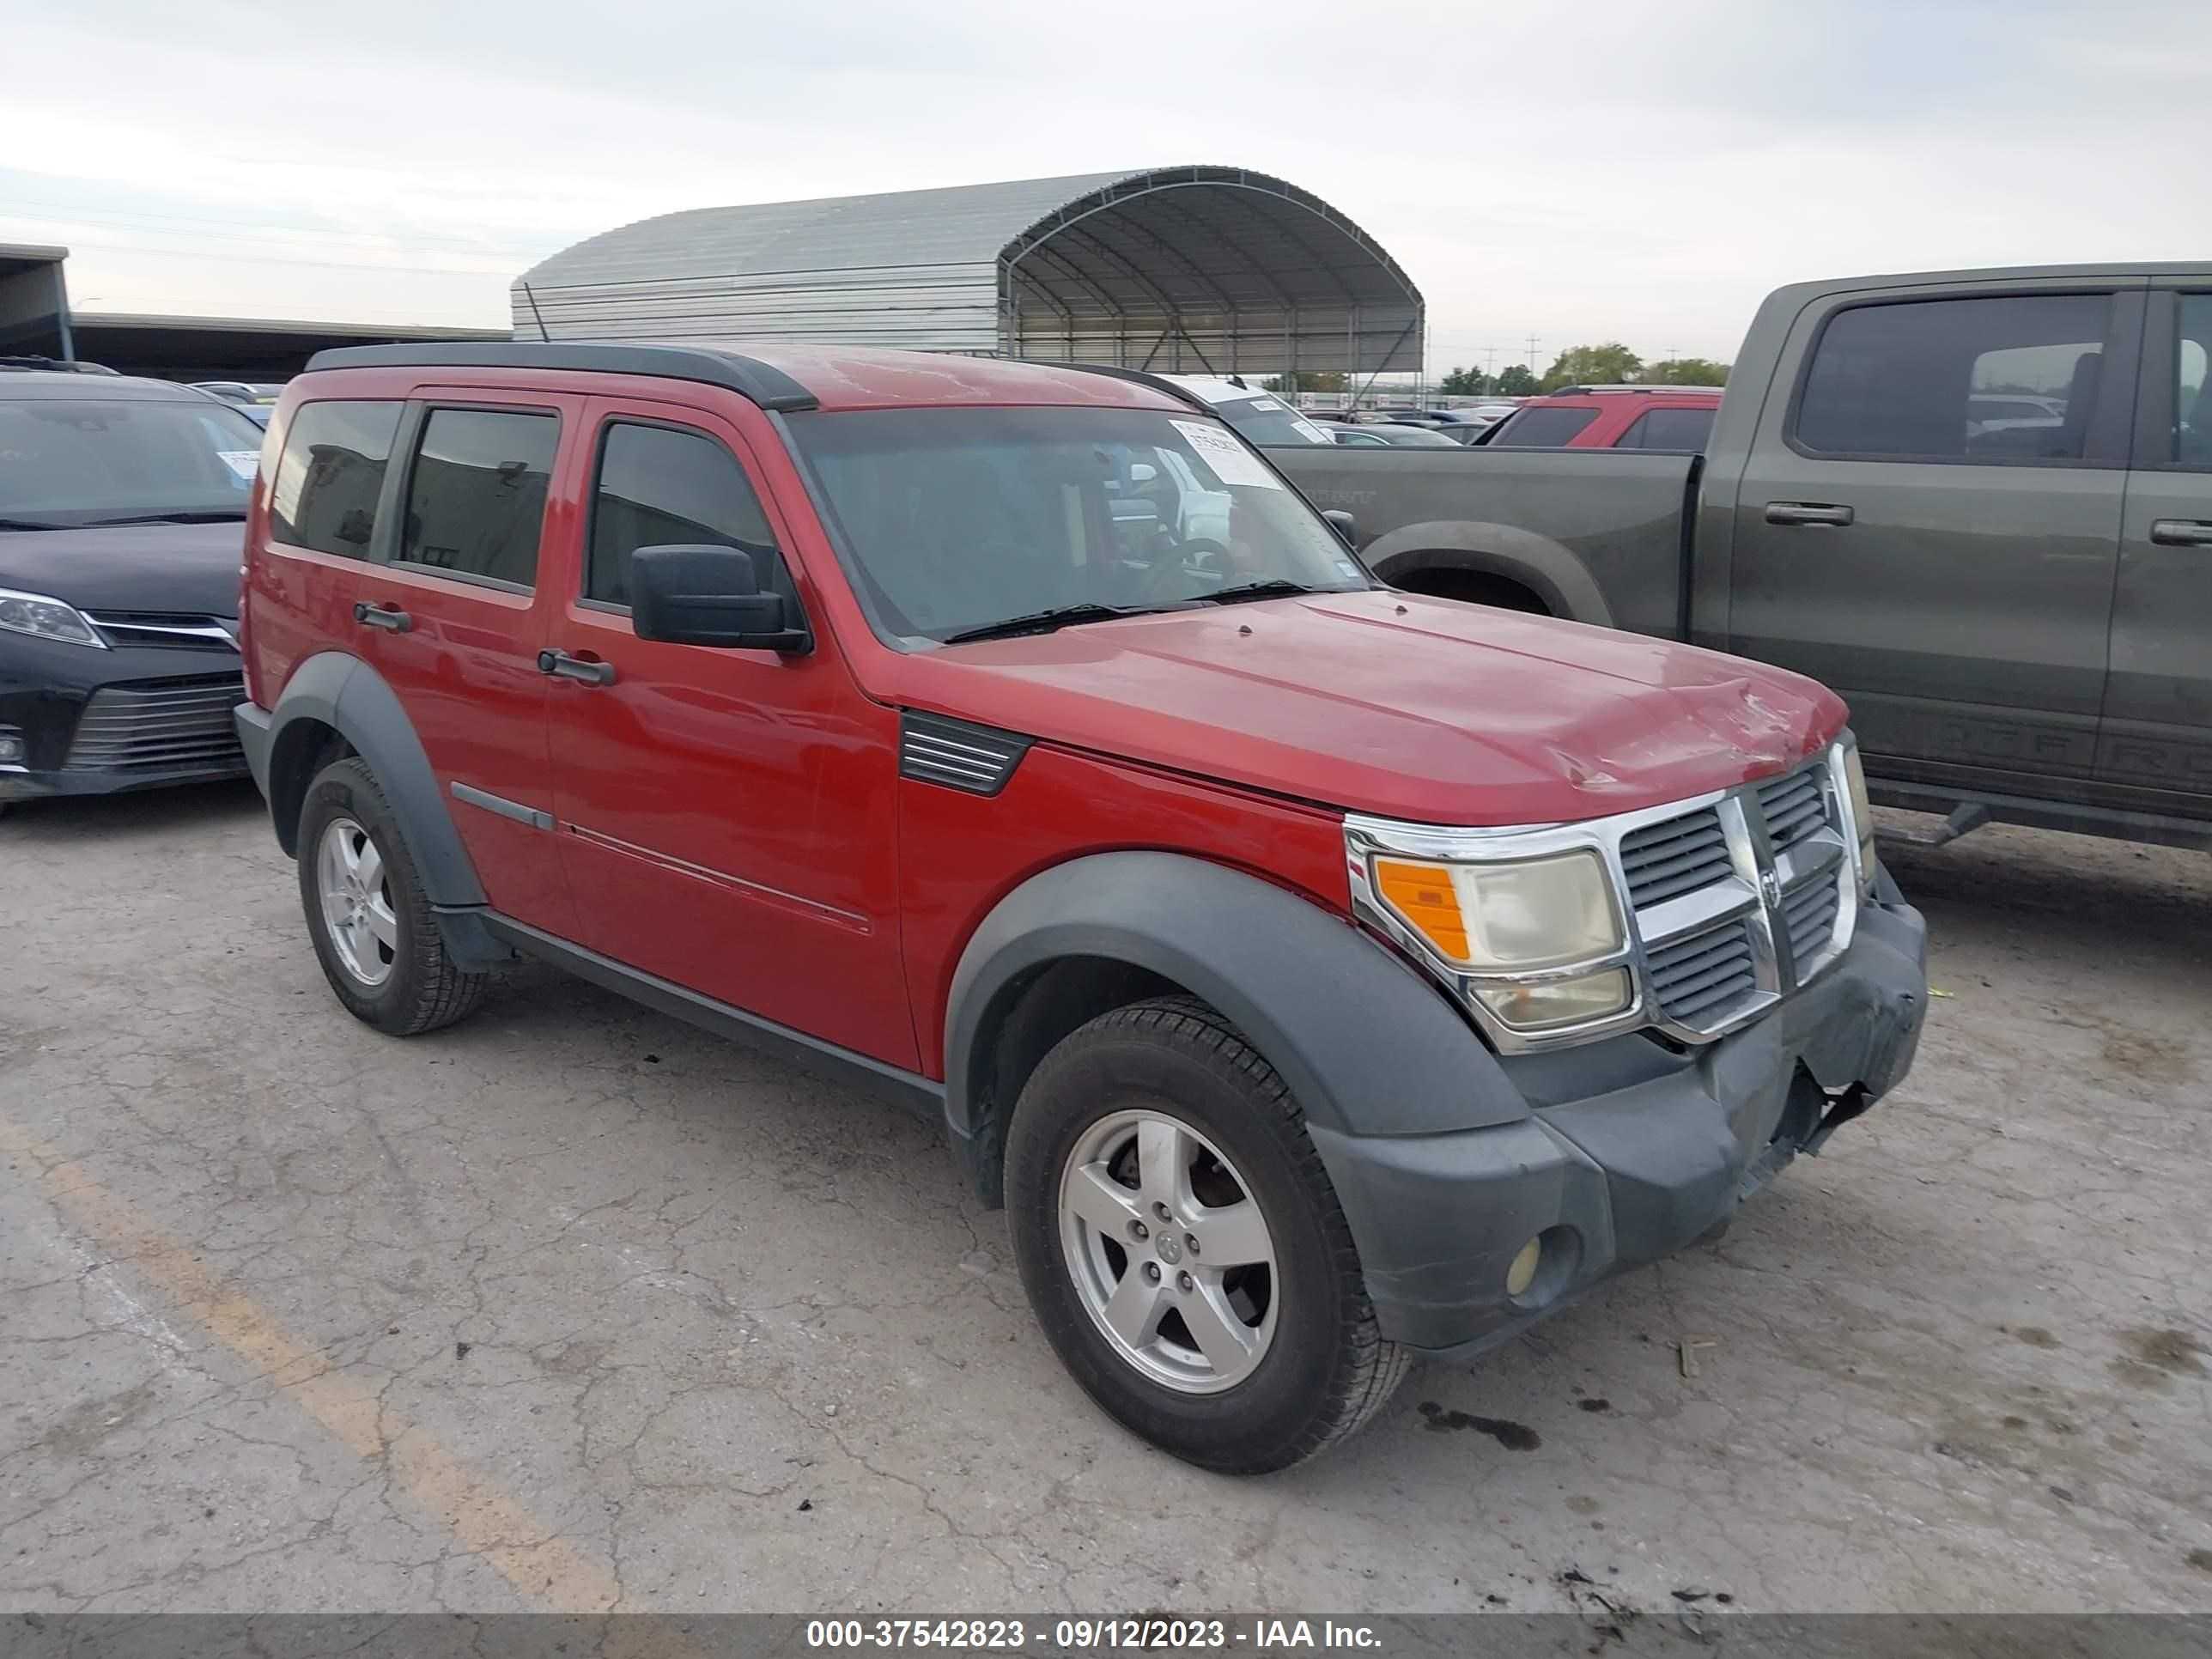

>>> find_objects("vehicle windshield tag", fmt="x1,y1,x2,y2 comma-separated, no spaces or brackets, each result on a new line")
1170,420,1282,489
218,450,259,481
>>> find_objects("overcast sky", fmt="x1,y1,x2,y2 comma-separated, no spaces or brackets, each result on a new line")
3,0,2203,373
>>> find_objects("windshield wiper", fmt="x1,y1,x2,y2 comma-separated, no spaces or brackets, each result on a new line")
0,517,66,531
939,602,1159,645
78,511,248,526
1200,579,1331,606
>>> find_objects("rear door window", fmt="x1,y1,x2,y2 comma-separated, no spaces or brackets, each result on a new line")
396,408,558,587
1618,406,1716,451
269,400,403,557
1487,405,1601,447
1795,293,2116,462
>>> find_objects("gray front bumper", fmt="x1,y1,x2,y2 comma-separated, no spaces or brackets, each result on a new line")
1310,890,1929,1357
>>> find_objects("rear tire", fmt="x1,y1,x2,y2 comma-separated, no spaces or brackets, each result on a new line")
1005,996,1411,1473
296,757,489,1035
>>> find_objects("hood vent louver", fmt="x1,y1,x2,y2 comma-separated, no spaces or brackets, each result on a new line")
900,711,1031,797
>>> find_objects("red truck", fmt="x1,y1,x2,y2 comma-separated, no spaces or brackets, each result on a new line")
233,343,1927,1472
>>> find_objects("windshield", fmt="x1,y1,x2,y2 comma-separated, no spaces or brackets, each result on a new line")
787,405,1373,646
0,396,264,527
1207,394,1334,447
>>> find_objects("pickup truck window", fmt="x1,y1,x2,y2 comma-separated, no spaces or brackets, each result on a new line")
787,405,1368,646
586,421,785,608
2175,295,2210,465
397,408,557,588
1487,405,1601,447
1796,293,2112,463
1619,407,1716,452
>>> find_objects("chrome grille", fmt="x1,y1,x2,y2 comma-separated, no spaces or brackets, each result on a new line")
1783,872,1842,966
1756,768,1826,854
64,674,247,773
1647,919,1759,1024
83,611,240,652
1619,805,1732,908
1622,751,1854,1039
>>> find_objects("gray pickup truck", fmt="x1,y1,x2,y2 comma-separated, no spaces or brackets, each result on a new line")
1267,264,2212,850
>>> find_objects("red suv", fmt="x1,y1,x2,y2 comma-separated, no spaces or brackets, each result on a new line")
1484,385,1723,450
233,343,1926,1472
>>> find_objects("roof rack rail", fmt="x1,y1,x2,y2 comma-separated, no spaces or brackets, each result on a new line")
302,342,820,412
1012,360,1211,412
0,356,120,375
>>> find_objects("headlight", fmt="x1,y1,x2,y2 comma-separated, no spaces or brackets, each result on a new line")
1371,849,1632,1031
0,586,106,648
1838,742,1875,892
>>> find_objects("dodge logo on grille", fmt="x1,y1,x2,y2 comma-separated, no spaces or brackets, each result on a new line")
1759,866,1784,908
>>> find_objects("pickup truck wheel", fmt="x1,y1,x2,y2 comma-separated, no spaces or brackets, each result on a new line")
296,757,489,1036
1006,997,1411,1473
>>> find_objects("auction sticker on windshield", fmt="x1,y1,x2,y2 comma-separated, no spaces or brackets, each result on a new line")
219,451,260,481
1171,420,1283,489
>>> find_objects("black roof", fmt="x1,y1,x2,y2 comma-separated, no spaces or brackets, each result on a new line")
304,341,822,412
0,368,222,402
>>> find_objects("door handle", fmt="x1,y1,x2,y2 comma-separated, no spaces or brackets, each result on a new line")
538,648,617,686
1765,502,1856,527
2149,519,2212,547
352,601,412,632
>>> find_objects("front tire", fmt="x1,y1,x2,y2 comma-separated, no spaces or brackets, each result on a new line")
296,757,489,1036
1005,997,1411,1473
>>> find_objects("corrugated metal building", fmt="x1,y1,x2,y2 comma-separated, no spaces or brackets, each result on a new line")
513,165,1422,377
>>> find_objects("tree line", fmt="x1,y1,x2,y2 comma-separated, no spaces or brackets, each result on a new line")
1263,345,1729,400
1441,344,1729,397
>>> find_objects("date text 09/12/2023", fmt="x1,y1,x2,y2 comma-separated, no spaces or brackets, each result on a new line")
804,1617,1384,1650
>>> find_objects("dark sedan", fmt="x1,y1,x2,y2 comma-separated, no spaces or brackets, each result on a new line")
0,369,263,813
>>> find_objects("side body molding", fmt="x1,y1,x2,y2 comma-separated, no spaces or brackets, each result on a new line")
943,851,1531,1158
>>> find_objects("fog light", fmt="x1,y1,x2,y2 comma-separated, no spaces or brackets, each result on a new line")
0,731,24,765
1472,968,1632,1032
1505,1236,1543,1297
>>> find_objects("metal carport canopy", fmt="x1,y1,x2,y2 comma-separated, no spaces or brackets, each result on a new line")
514,165,1423,377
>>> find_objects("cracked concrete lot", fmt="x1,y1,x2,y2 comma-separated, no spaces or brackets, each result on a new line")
2,780,2208,1615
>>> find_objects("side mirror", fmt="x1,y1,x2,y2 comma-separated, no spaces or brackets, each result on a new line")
1127,462,1158,484
629,544,811,653
1322,509,1358,547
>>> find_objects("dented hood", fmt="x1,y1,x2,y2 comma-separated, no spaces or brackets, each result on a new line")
890,591,1849,825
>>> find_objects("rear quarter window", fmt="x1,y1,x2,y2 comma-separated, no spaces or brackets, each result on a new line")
270,400,404,557
1618,406,1716,451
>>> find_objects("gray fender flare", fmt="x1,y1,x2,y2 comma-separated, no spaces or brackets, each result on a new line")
943,851,1528,1145
1363,520,1615,627
264,651,487,911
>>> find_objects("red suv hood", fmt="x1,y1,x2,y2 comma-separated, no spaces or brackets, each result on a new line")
885,592,1847,825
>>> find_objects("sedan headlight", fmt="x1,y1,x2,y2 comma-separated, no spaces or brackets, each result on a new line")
1371,849,1632,1032
0,586,106,648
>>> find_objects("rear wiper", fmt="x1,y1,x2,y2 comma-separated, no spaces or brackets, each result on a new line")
80,511,248,526
1200,579,1328,605
939,602,1158,645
